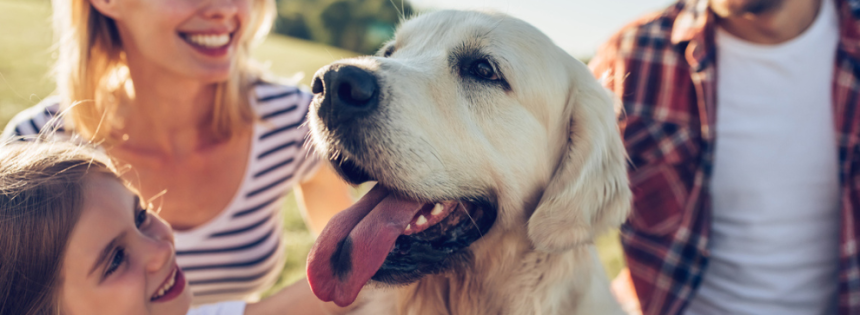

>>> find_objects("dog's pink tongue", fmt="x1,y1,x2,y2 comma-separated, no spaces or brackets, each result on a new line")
307,184,423,306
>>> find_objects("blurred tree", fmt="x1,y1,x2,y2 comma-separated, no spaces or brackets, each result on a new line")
273,13,313,40
274,0,415,54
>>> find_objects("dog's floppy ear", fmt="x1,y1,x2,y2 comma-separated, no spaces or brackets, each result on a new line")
527,62,631,253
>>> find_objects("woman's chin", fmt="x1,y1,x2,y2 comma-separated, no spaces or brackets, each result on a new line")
190,66,234,84
166,58,234,84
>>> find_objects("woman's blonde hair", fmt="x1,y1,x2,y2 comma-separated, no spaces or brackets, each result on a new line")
51,0,277,143
0,141,120,315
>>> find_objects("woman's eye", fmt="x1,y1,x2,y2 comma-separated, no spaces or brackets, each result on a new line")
470,60,499,81
105,248,126,276
135,209,149,228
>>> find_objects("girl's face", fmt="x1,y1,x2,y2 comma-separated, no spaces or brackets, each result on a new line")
92,0,252,82
59,173,193,315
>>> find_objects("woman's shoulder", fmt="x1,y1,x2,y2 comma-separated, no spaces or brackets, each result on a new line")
251,79,313,124
1,96,65,140
252,79,312,106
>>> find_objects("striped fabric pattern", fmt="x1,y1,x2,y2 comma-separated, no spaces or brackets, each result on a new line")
1,82,320,305
589,0,860,314
2,98,64,138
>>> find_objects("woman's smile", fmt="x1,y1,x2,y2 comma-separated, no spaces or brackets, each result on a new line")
179,31,235,58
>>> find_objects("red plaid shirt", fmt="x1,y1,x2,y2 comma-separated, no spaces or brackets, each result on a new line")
590,0,860,313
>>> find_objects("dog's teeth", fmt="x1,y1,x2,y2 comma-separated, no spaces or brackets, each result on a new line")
406,224,412,231
416,215,428,226
431,203,444,216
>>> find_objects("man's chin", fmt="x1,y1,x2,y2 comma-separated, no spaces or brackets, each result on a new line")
711,0,784,18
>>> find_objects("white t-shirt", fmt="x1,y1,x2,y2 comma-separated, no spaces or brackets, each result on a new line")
685,0,841,314
188,301,246,315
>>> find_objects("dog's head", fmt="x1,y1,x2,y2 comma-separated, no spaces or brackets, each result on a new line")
305,10,630,306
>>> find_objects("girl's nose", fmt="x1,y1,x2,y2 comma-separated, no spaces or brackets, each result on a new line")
144,236,174,273
201,0,240,21
143,220,176,273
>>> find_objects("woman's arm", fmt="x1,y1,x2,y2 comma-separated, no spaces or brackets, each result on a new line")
611,268,642,315
244,279,356,315
294,164,354,235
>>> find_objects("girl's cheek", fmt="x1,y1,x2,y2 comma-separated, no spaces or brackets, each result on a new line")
96,266,149,314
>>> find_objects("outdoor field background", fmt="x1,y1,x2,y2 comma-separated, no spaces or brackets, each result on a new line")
0,0,624,296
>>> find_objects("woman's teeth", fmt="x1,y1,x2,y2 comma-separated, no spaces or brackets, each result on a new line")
185,33,230,48
151,269,177,300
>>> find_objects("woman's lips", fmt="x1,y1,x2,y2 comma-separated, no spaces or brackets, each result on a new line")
180,32,234,57
150,266,187,303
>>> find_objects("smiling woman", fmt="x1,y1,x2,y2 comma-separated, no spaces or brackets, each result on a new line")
2,0,355,306
50,0,268,142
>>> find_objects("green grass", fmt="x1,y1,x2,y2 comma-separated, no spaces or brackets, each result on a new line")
0,0,55,125
0,0,624,299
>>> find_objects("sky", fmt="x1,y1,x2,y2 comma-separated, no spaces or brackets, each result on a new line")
407,0,675,58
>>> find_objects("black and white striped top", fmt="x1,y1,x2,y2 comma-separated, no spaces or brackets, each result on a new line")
2,82,320,305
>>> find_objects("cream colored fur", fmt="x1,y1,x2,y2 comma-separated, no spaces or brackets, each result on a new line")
308,10,631,315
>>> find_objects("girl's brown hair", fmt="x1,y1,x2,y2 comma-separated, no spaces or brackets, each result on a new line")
0,141,120,315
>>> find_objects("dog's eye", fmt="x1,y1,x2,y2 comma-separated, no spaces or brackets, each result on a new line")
469,60,499,81
382,45,395,58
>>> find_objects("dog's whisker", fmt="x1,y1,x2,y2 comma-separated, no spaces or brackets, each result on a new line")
388,0,405,21
418,137,444,167
461,205,483,238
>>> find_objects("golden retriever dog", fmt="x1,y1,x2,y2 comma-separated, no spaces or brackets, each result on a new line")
305,10,631,315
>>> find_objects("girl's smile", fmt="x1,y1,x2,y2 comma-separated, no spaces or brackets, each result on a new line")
60,173,193,315
150,265,186,302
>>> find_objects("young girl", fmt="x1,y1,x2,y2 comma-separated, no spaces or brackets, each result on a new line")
1,0,353,304
0,141,349,315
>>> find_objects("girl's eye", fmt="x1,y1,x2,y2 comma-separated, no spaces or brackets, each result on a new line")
105,248,126,277
135,209,149,228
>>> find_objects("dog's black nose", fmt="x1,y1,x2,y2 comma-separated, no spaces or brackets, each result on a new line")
313,64,379,126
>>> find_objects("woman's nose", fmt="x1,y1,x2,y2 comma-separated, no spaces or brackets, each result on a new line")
201,0,240,20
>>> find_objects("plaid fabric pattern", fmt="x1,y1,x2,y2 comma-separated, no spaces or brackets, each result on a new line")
589,0,860,313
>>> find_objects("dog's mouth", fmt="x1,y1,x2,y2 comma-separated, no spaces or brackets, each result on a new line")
331,156,376,185
306,156,497,307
